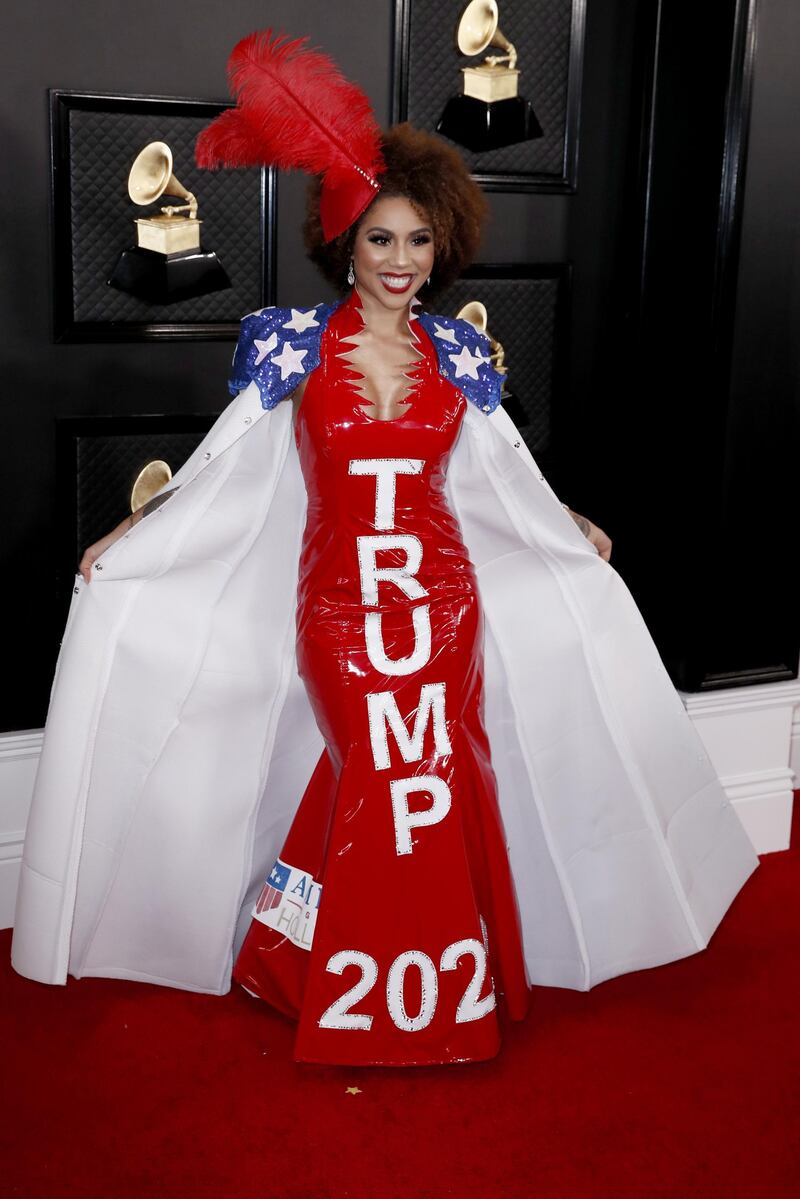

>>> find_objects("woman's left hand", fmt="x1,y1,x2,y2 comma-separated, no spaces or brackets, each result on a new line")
565,508,612,562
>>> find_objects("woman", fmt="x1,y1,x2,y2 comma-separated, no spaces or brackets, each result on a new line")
83,123,609,1067
233,138,551,1066
11,33,758,1065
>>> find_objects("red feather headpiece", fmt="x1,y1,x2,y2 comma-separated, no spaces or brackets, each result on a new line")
195,29,385,241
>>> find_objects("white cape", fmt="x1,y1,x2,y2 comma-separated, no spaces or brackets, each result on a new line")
11,381,759,993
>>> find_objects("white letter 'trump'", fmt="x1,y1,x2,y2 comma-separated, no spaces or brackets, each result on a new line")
348,458,424,530
367,681,452,771
364,605,432,676
357,535,428,607
390,775,452,855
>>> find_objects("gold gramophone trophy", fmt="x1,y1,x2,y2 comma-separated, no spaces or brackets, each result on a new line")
130,458,173,515
456,300,508,389
456,299,528,429
108,141,231,303
437,0,543,152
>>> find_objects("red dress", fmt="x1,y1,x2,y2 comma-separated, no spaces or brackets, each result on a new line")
233,289,530,1065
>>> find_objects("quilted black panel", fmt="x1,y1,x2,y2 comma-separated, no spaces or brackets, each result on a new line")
397,0,577,181
434,272,563,452
70,423,213,558
67,105,265,324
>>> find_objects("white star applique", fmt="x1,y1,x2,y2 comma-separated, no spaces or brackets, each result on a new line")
253,332,278,365
282,307,319,333
270,342,308,380
448,344,490,380
432,321,460,345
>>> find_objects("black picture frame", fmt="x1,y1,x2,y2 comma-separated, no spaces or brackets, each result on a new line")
392,0,585,193
50,90,277,342
433,261,572,460
55,412,218,607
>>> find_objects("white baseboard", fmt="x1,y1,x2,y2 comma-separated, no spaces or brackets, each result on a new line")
680,677,800,854
1,680,798,927
0,730,43,930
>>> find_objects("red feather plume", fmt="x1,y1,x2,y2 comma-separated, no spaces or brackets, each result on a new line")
195,29,385,239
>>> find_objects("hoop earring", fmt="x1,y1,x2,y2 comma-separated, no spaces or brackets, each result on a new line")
347,260,355,286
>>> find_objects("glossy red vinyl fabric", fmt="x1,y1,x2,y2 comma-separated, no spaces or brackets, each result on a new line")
233,289,530,1064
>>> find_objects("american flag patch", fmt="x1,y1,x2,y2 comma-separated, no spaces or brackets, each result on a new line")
255,860,291,914
251,858,322,951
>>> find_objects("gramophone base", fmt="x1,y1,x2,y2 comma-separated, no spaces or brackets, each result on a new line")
436,94,543,152
108,246,232,304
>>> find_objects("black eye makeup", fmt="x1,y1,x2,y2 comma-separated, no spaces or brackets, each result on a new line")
365,229,433,246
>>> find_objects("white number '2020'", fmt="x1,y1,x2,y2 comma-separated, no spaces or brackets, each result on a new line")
318,938,496,1032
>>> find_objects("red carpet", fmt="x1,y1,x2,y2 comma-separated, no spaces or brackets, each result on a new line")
2,799,798,1199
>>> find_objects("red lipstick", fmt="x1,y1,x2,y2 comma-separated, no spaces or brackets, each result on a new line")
379,273,414,294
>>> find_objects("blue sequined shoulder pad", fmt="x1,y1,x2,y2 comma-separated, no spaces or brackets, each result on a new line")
228,302,338,409
416,311,503,414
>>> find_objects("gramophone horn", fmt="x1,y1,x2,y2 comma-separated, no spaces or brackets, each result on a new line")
456,300,489,332
127,141,193,207
456,300,508,377
131,459,173,513
457,0,516,68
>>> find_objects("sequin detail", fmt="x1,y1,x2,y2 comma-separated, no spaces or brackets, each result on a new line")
228,301,341,409
229,301,503,415
416,313,502,414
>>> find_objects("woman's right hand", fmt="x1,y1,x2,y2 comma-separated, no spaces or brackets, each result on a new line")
78,511,139,584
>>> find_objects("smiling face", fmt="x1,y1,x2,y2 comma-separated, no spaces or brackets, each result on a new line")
350,194,436,312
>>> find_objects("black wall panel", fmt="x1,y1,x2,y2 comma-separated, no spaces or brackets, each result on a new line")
612,0,798,689
1,0,797,729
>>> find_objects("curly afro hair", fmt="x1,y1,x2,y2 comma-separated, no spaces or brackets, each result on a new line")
303,123,488,295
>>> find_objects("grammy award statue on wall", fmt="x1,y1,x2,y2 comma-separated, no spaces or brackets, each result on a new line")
108,141,231,304
437,0,543,152
456,297,530,430
457,300,508,385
